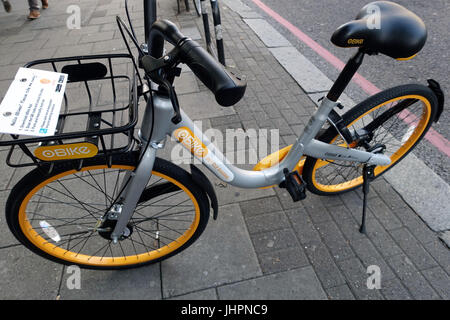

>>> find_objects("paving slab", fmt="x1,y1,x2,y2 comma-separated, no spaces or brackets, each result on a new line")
269,46,334,93
0,190,20,247
249,228,299,254
337,258,384,300
0,150,24,191
161,204,262,298
380,278,412,300
217,266,327,300
258,247,309,274
390,228,438,271
178,91,236,121
421,266,450,300
174,71,200,95
168,288,218,300
384,153,450,231
58,263,162,300
0,245,62,299
222,0,261,19
439,231,450,248
180,26,202,41
325,284,356,300
243,19,291,48
303,241,347,289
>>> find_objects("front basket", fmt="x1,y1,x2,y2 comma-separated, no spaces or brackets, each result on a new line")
0,53,140,169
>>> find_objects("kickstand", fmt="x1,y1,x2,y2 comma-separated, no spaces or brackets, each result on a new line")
359,164,375,234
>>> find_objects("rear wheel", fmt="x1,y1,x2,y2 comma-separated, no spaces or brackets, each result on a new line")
6,154,210,269
303,84,438,196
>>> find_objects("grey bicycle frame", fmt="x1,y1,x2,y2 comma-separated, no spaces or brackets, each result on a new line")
108,0,393,241
110,91,391,241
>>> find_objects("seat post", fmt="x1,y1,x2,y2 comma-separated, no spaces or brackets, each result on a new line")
326,49,365,102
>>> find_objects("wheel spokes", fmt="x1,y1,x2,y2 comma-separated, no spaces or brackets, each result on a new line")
314,98,428,189
23,167,198,264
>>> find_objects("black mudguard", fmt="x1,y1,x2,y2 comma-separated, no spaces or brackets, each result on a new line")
190,164,219,220
427,79,444,122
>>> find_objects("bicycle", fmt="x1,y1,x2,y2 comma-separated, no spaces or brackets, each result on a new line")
1,0,444,269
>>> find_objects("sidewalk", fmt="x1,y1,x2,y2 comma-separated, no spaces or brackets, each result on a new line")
0,0,449,300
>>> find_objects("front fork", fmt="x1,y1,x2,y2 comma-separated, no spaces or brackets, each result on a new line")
109,144,157,242
106,84,176,242
108,92,173,242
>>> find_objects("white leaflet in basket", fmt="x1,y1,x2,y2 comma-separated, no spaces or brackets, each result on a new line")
0,67,67,137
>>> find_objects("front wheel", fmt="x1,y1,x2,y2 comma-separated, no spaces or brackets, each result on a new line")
303,84,438,196
6,154,210,269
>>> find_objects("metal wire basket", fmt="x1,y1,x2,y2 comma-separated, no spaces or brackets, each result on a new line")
0,53,139,169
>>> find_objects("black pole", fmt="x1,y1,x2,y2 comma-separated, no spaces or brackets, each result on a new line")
211,0,225,65
144,0,157,46
201,0,212,51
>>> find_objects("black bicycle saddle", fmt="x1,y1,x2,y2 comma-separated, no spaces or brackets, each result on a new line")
330,1,427,60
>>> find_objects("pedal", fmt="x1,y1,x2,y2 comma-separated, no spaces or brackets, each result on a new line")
280,168,307,202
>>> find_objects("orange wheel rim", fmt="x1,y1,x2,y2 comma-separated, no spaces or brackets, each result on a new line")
18,165,201,267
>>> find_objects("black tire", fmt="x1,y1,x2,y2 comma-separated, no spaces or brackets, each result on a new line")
6,152,210,269
303,84,438,196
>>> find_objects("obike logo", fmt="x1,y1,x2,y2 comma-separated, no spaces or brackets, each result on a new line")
34,142,98,161
174,127,208,158
173,126,234,182
347,38,364,45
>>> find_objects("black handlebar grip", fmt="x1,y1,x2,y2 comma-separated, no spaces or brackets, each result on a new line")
179,39,247,107
148,20,185,58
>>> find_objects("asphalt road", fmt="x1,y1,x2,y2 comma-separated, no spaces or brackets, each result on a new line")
240,0,450,183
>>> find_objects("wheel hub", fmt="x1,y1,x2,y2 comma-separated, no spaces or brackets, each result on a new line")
98,219,133,241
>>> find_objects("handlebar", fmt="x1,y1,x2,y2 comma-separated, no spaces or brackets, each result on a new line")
148,20,185,58
146,20,246,107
